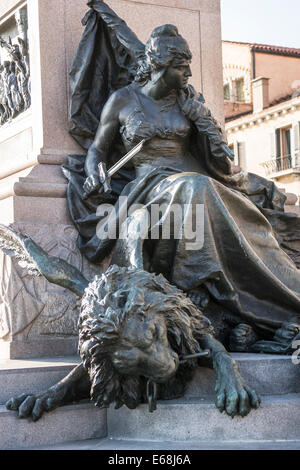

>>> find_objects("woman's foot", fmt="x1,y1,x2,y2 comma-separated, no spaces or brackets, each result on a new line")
251,322,300,354
229,324,258,352
187,288,210,309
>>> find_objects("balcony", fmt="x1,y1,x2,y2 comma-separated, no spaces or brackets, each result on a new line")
261,155,300,177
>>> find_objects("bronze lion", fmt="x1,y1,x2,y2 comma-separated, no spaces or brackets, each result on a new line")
0,222,260,421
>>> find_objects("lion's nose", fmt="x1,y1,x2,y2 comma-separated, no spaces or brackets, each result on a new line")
151,353,179,383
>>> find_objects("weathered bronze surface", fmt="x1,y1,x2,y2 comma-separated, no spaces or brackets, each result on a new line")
2,0,300,422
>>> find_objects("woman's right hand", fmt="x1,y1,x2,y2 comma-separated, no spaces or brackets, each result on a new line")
83,163,111,199
83,174,102,200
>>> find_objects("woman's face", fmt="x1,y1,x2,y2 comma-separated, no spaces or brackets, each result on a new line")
163,59,192,90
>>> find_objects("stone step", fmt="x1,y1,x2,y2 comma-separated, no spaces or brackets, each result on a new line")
0,402,107,450
107,394,300,442
0,356,80,404
0,354,298,405
186,353,300,398
1,354,299,449
28,437,300,450
3,393,300,449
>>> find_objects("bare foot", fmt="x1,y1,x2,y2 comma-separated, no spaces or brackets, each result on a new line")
229,324,258,352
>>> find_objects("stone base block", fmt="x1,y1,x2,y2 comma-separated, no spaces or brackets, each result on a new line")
0,356,80,403
0,402,107,450
107,394,300,442
185,353,300,398
0,338,78,360
0,220,98,359
31,437,300,451
285,205,300,215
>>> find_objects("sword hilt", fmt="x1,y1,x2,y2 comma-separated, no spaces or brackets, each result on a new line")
98,162,112,194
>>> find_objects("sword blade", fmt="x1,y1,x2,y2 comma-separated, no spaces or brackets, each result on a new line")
107,139,146,177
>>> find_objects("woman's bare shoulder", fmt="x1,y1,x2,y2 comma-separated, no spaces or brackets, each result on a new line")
108,86,132,107
101,86,132,121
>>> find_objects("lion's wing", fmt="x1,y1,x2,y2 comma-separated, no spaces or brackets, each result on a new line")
0,224,89,297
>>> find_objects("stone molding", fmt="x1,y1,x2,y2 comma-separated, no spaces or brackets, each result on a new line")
226,96,300,134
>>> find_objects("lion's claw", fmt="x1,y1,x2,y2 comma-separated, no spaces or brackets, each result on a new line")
5,387,66,422
216,383,260,418
214,354,261,418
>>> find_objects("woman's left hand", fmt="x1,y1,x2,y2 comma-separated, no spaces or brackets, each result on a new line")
220,143,234,161
177,88,211,122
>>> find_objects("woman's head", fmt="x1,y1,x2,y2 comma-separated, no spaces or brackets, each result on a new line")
146,24,192,69
136,24,192,86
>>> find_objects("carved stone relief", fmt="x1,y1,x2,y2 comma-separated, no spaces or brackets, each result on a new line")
0,223,101,341
0,7,31,126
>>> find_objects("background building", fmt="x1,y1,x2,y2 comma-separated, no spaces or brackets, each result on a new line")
222,41,300,202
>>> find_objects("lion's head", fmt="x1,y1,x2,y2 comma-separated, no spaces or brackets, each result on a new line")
78,265,213,410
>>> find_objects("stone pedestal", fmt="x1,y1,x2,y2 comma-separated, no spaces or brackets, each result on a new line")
0,0,224,359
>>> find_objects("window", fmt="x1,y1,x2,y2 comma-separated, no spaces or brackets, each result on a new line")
266,123,300,176
235,78,245,103
275,126,292,172
224,84,230,101
224,78,246,103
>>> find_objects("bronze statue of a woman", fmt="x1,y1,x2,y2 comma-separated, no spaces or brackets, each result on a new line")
64,0,300,352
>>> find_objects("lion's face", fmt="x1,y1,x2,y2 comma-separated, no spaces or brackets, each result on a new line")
111,309,179,383
78,265,213,409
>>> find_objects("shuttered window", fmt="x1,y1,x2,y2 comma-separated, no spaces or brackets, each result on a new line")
224,84,230,101
235,78,245,103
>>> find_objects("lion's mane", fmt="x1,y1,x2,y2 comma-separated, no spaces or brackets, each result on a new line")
78,265,213,410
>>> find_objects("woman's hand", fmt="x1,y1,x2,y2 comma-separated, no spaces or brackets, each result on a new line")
83,174,102,200
220,143,234,161
83,164,111,199
177,88,211,122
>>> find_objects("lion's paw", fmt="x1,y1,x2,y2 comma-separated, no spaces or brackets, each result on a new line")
214,354,261,418
6,387,67,422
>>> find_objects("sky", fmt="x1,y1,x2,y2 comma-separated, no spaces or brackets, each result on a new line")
221,0,300,48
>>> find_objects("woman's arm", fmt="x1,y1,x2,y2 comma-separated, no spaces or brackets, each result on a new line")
83,88,129,198
178,88,234,175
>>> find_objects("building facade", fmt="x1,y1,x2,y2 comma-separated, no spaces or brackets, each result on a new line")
222,41,300,201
